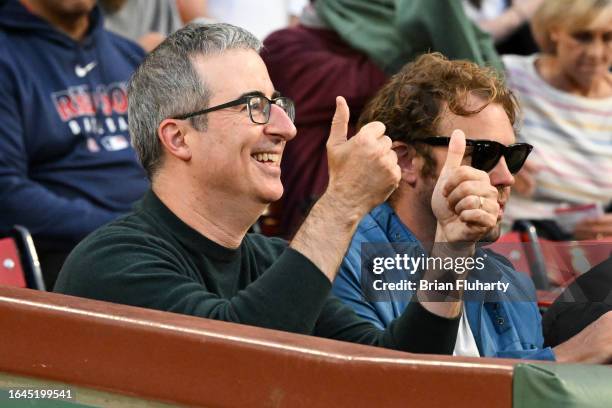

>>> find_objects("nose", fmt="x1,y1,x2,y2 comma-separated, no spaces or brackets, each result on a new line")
489,156,515,188
265,104,297,142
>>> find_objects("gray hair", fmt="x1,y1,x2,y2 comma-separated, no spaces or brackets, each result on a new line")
128,23,262,179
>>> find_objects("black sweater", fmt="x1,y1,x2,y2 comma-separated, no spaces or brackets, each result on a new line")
55,190,459,353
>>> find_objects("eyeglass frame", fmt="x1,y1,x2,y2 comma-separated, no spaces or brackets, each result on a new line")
171,91,296,124
415,136,533,174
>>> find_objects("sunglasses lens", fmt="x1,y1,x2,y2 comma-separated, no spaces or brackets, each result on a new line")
505,145,532,174
471,143,502,172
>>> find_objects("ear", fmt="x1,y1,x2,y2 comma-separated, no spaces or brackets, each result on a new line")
392,141,419,185
158,118,192,162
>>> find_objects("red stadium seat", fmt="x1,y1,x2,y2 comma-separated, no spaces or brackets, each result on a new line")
486,221,612,311
0,236,26,288
0,226,45,290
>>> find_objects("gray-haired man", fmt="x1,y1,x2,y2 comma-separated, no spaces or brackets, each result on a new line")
55,24,499,354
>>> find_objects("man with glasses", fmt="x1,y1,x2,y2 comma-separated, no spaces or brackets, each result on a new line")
333,52,612,363
54,24,508,354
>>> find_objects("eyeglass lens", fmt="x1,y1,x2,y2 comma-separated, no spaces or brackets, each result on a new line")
248,96,295,124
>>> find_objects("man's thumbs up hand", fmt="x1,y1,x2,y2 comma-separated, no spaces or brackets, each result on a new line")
431,130,500,243
440,129,466,177
325,96,400,218
327,96,350,147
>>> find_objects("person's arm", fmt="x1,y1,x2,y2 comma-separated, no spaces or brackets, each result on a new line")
475,9,524,43
290,97,400,281
472,0,544,43
418,130,500,318
325,130,499,353
58,97,399,334
56,224,459,354
332,246,390,329
314,295,460,354
175,0,209,24
0,61,123,243
55,229,334,334
574,214,612,240
136,32,166,52
312,130,500,354
553,311,612,364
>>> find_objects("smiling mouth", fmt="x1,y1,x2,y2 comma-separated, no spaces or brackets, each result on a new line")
251,152,281,167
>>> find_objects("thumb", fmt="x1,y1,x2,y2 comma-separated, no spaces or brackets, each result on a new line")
442,129,466,171
328,96,350,146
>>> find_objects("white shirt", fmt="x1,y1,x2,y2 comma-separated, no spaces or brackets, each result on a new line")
462,0,509,21
453,305,480,357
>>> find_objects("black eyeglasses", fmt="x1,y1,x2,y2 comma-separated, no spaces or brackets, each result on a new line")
417,136,533,174
172,92,296,124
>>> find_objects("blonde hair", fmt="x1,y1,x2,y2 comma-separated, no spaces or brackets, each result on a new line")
531,0,612,54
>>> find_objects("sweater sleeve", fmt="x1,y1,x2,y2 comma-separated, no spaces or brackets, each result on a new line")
0,58,121,243
200,247,333,334
54,229,333,335
56,225,459,353
332,246,389,329
314,295,460,354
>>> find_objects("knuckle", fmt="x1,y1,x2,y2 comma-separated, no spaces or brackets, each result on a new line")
476,169,490,180
460,211,475,223
456,183,470,198
455,167,470,179
361,120,386,135
372,121,386,134
454,202,462,214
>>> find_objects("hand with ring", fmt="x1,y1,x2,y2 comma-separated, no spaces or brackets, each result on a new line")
431,130,500,243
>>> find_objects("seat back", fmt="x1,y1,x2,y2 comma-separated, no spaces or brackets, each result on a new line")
0,236,27,288
488,232,612,289
0,226,45,290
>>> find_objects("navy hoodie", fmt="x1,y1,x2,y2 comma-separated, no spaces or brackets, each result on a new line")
0,0,148,250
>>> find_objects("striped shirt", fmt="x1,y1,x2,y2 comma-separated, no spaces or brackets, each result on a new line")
502,54,612,222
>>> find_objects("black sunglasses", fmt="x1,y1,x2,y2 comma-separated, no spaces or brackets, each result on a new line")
417,136,533,174
172,92,295,124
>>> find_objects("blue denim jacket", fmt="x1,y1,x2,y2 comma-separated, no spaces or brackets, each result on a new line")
333,203,555,360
